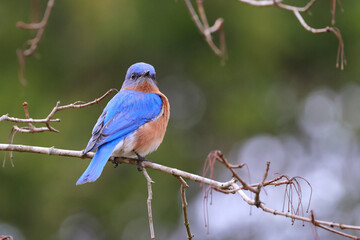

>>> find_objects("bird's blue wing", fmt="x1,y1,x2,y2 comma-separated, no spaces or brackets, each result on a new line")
83,90,162,153
77,90,162,185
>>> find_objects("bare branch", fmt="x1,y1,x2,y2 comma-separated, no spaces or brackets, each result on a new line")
1,143,359,239
331,0,344,25
317,222,359,240
206,150,257,193
186,0,345,68
0,143,93,159
0,88,117,134
17,0,55,54
16,0,56,84
142,167,156,240
238,0,275,7
254,161,270,207
232,182,360,239
176,176,194,240
184,0,226,59
293,11,346,69
273,0,317,12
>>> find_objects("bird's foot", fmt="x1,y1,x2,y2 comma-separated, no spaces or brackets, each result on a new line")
112,157,120,168
133,151,152,171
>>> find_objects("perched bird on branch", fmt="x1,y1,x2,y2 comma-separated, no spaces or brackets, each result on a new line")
76,62,170,185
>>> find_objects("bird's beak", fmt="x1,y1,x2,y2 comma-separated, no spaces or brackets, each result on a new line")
143,70,150,77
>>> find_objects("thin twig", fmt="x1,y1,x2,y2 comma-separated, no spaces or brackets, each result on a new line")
142,167,156,240
293,10,346,69
16,0,56,84
232,182,359,239
184,0,226,59
331,0,344,25
0,88,117,134
273,0,317,12
318,223,359,240
176,176,194,240
254,161,270,207
207,150,257,193
187,0,345,68
311,210,359,240
1,89,116,167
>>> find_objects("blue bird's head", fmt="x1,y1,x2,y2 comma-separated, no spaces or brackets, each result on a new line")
122,62,158,91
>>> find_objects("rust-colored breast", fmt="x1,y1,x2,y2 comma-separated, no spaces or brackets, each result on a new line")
133,92,170,156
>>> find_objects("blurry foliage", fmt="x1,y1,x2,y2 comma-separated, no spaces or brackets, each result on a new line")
0,0,360,239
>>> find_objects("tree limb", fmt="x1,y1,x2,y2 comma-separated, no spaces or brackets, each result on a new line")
0,143,359,239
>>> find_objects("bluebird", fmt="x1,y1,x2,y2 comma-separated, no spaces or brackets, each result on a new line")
76,62,170,185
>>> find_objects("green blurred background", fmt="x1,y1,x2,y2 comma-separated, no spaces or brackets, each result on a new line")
1,0,360,239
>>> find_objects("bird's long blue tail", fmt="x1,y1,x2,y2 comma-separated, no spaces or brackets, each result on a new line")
76,140,119,185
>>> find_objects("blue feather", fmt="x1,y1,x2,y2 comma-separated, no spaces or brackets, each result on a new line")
83,90,162,153
77,90,162,185
76,139,120,185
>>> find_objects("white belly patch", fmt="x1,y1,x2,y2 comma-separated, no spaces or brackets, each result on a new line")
111,131,137,158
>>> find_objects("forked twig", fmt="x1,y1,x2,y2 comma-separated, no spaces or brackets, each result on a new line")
184,0,226,60
1,88,116,167
254,161,270,207
205,150,256,193
17,0,56,84
0,88,117,134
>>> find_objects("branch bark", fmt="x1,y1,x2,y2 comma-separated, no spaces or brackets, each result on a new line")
0,143,359,239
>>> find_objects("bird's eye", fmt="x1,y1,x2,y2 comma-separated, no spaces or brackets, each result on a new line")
131,73,136,80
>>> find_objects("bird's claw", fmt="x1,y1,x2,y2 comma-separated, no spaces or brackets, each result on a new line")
112,158,119,168
133,151,152,171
